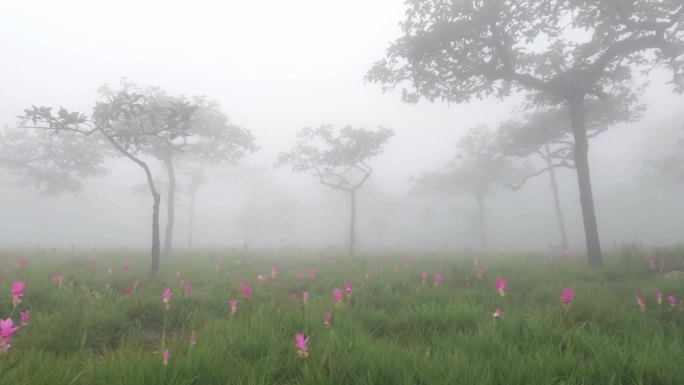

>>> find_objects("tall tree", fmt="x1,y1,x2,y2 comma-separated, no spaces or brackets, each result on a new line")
367,0,684,265
19,82,198,274
497,95,645,250
412,125,518,251
277,125,394,255
0,126,107,195
152,93,257,256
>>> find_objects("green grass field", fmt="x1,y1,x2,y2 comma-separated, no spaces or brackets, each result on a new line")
1,248,683,385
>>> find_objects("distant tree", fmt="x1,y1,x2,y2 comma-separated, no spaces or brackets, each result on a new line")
497,95,645,250
180,165,208,250
367,0,684,265
277,125,394,255
150,92,257,256
648,124,684,185
19,81,199,275
0,126,107,195
412,125,521,251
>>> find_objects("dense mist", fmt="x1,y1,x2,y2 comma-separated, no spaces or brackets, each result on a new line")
1,0,683,256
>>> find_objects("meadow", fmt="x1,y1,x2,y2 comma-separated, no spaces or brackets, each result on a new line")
1,247,683,385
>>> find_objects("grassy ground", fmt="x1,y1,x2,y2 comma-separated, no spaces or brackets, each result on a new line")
0,248,683,385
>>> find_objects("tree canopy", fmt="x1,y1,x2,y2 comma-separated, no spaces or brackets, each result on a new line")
0,126,107,195
367,0,683,104
367,0,684,266
278,124,394,254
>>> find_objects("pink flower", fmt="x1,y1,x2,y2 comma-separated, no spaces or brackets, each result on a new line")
11,281,25,306
20,311,30,327
656,291,663,306
163,288,172,310
308,268,317,279
52,275,64,287
229,299,238,314
561,288,574,310
16,259,27,270
182,283,192,297
296,272,305,282
496,278,507,297
290,292,297,302
476,267,485,280
344,282,352,297
122,262,129,271
0,318,20,352
302,291,309,304
271,267,278,279
421,272,427,287
124,286,133,297
635,293,646,311
242,284,251,300
668,294,677,307
434,274,442,287
323,311,332,327
493,308,505,318
295,332,309,358
333,288,343,306
162,348,169,366
190,331,196,346
257,274,266,285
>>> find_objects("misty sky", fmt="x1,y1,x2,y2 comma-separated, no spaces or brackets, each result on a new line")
1,1,683,252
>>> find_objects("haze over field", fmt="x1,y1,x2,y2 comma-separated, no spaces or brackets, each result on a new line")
1,0,683,255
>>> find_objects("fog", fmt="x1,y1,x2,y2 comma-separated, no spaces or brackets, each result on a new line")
1,1,683,255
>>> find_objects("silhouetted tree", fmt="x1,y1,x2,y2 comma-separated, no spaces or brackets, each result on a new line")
19,81,199,274
367,0,684,265
277,125,394,255
412,125,521,251
152,92,257,256
497,95,645,250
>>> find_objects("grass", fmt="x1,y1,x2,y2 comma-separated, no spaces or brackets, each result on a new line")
0,248,683,384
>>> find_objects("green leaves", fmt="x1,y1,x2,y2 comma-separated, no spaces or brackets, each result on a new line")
368,0,684,103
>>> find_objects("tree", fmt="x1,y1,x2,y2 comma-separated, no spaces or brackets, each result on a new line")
19,82,199,274
367,0,684,265
497,95,645,250
0,126,107,195
648,123,684,185
412,125,518,251
277,125,394,255
152,93,257,256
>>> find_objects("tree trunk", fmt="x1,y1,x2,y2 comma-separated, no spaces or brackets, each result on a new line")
151,191,161,274
188,188,195,250
163,154,176,256
476,193,487,251
543,142,569,251
349,189,356,255
568,95,603,266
